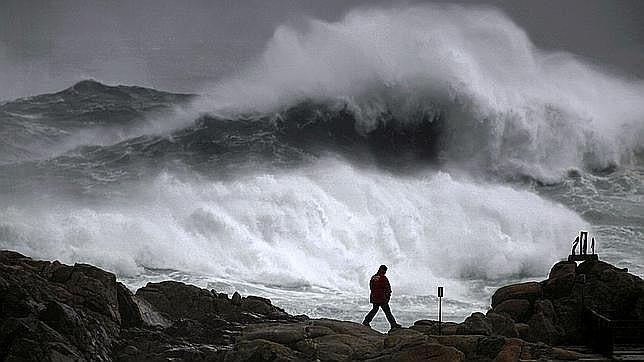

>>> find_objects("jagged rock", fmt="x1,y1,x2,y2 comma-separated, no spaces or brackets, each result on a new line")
1,250,635,361
135,280,217,321
135,281,296,328
493,298,531,322
39,300,83,337
132,295,171,327
0,317,85,362
65,263,122,322
116,283,144,328
0,250,142,360
491,282,542,308
241,296,274,315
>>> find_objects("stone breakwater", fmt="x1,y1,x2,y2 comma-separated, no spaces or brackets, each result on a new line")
1,250,643,361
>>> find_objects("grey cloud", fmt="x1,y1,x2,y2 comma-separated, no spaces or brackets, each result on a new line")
1,0,642,100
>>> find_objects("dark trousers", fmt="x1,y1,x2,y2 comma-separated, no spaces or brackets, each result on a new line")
363,302,397,326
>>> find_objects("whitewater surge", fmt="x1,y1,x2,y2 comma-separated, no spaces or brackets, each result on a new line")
0,159,585,296
196,4,644,182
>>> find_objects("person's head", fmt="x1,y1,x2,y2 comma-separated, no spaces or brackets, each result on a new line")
377,265,387,275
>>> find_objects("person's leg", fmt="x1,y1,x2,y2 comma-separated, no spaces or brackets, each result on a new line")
381,303,401,328
363,304,380,326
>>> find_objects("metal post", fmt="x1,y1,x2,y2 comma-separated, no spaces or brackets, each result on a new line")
438,286,443,335
581,231,588,255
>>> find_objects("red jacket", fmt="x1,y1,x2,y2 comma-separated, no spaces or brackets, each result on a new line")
369,273,392,304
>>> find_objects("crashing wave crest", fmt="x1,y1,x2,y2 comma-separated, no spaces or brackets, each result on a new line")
195,4,644,182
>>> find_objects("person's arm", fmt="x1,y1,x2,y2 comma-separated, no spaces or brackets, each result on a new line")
384,276,392,300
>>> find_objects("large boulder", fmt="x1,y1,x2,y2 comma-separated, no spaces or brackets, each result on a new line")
551,297,582,344
491,282,542,308
493,299,532,323
430,334,577,361
495,340,522,362
135,281,293,324
432,335,482,359
456,312,492,335
578,260,643,319
485,312,519,338
543,273,576,299
526,312,563,345
135,281,218,321
534,299,556,321
548,261,576,280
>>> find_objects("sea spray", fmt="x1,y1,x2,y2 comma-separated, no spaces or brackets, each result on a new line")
0,158,586,296
196,4,644,181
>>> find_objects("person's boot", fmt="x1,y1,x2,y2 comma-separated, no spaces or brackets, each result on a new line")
362,321,371,327
390,323,402,329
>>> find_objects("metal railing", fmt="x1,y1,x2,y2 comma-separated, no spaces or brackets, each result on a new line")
584,307,644,355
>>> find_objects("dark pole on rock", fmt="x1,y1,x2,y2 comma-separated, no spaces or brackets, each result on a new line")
438,286,443,335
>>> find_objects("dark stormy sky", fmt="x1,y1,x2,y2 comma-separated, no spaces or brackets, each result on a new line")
1,0,642,101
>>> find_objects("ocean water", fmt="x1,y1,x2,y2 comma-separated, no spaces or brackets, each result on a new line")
1,4,642,332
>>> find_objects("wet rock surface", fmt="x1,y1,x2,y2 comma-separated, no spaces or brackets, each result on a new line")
2,250,641,361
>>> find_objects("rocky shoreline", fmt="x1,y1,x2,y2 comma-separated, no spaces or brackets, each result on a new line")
1,250,643,361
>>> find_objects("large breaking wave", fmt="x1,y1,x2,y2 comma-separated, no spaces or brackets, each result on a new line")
197,4,644,182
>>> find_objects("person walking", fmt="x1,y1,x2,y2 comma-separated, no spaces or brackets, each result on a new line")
362,265,402,330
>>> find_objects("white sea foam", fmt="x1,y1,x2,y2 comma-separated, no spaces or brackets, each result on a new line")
0,159,586,298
